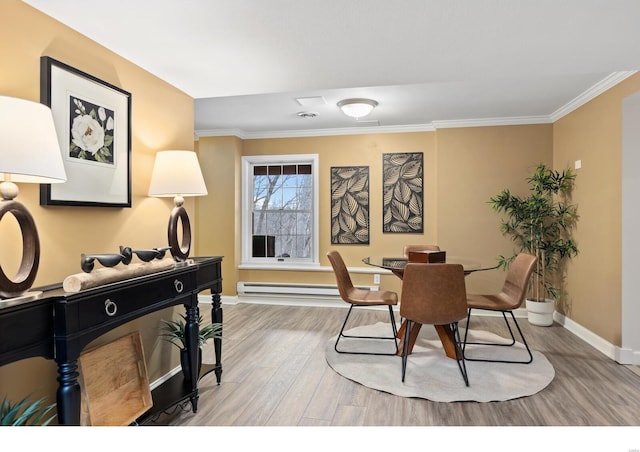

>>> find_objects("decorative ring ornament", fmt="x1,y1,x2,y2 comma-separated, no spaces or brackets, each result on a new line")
0,200,40,299
168,205,191,261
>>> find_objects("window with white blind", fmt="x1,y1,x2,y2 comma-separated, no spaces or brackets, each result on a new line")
241,154,319,266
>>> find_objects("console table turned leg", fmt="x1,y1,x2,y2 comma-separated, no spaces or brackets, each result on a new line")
56,360,81,425
211,292,223,384
184,303,200,412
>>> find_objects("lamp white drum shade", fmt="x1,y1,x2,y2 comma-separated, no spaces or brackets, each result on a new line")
148,150,207,261
148,150,208,199
0,96,67,185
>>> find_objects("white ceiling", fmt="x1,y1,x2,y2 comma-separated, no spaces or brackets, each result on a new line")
22,0,640,138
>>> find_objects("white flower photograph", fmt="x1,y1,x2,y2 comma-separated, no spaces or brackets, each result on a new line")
69,96,115,165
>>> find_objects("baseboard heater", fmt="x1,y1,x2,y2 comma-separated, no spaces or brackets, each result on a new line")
236,281,379,300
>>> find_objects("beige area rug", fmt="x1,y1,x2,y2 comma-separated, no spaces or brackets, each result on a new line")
325,322,555,402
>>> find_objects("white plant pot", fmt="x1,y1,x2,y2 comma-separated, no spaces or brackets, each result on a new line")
526,298,555,326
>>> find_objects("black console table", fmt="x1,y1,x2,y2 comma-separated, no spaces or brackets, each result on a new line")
136,256,224,425
0,256,223,426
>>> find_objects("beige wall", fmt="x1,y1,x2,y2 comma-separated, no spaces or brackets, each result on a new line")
198,132,439,296
554,72,640,345
0,0,195,408
195,136,243,295
196,127,553,298
436,125,554,294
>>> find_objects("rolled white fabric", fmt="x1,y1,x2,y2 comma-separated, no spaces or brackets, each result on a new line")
63,258,176,293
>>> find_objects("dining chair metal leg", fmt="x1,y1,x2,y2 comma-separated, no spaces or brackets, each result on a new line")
463,308,533,364
334,304,399,356
451,322,469,386
388,305,399,338
401,320,412,382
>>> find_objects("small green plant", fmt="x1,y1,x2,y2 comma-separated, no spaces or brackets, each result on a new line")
489,162,579,301
160,314,221,349
1,395,56,426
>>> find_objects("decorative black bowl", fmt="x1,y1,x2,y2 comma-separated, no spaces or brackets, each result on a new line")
81,253,126,273
132,247,171,262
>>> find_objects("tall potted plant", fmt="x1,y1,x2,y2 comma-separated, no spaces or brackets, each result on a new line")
489,162,579,326
160,314,222,382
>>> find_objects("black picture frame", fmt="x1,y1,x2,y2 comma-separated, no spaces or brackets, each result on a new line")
382,152,424,233
39,56,132,207
330,166,370,244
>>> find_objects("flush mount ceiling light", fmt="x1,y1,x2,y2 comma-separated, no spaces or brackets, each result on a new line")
337,98,378,119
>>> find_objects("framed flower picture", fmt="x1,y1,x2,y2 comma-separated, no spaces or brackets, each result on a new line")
39,56,132,207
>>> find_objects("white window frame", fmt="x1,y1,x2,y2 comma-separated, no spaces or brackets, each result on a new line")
240,153,320,269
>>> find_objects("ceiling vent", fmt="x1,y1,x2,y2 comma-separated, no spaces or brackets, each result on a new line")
295,96,326,106
297,111,319,119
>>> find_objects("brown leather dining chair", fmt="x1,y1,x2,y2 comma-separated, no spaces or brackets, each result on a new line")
327,250,399,356
463,252,538,364
400,263,469,385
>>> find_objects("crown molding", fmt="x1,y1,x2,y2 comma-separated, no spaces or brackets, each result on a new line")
195,117,547,139
195,123,436,140
550,71,637,122
432,115,551,129
194,128,248,139
194,72,638,140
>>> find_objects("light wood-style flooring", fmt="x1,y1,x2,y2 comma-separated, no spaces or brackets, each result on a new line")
163,302,640,427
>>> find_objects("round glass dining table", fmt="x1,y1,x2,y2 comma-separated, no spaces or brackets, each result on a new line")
362,256,497,277
362,255,498,359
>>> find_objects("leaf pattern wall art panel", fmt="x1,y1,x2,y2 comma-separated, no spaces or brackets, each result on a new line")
382,152,424,233
330,166,370,244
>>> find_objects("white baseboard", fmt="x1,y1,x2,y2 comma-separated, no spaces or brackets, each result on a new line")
553,311,632,364
616,347,640,365
198,293,343,308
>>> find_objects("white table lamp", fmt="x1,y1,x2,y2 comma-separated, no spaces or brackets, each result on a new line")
0,96,67,300
148,150,207,261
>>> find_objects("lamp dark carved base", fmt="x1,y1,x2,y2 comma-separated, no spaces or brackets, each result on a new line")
0,200,40,299
168,205,191,261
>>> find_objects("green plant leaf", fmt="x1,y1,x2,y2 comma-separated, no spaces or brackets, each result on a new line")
489,162,579,299
160,314,222,349
1,395,56,426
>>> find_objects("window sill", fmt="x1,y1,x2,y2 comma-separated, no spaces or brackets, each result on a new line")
239,261,324,272
238,261,390,274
